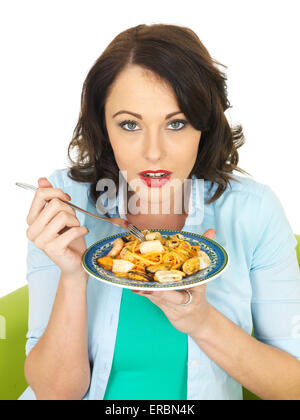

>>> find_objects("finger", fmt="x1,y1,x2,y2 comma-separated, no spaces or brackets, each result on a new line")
26,185,71,225
33,211,80,250
45,226,89,255
135,289,188,306
26,198,76,242
140,284,205,307
38,177,53,188
137,291,187,314
202,228,216,239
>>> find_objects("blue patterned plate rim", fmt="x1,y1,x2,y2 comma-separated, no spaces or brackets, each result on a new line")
82,229,229,291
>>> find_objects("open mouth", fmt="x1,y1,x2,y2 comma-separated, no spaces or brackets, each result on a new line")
141,172,170,179
138,170,173,188
138,170,173,179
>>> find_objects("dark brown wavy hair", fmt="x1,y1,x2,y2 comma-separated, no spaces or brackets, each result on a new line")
67,23,250,213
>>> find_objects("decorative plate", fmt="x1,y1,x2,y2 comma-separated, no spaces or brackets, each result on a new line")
82,229,229,291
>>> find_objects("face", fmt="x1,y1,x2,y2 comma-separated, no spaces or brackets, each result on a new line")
105,65,201,215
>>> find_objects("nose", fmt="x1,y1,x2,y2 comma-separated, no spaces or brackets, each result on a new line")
142,131,167,163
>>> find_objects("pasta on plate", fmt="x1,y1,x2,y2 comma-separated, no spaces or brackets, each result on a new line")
96,230,211,284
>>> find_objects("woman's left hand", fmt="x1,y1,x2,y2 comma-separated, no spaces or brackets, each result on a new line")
131,228,216,338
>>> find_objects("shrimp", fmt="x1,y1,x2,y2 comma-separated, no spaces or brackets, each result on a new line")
107,237,125,257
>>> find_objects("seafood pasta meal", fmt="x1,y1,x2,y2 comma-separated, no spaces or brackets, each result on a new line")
96,230,211,283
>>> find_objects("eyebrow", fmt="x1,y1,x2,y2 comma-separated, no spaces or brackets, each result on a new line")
112,110,183,120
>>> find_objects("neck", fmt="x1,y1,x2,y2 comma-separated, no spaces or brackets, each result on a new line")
125,185,191,231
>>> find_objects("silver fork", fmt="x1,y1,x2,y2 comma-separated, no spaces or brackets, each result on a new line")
16,182,146,242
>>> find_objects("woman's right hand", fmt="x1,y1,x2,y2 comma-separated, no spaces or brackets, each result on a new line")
26,177,89,278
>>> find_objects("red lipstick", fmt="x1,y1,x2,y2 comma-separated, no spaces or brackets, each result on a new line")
139,169,172,175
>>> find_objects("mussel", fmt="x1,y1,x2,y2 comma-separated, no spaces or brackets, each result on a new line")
126,271,153,282
145,264,171,274
121,234,137,242
182,253,211,275
182,257,201,276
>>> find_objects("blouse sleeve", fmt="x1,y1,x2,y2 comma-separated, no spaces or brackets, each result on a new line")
25,170,63,356
250,184,300,361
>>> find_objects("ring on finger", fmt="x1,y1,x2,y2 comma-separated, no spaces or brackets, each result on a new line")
180,289,193,306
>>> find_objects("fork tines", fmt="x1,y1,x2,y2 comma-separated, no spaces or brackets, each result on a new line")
128,224,145,241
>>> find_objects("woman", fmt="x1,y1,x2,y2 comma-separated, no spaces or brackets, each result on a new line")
21,24,300,400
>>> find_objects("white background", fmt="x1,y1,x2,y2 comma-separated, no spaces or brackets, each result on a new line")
1,0,299,297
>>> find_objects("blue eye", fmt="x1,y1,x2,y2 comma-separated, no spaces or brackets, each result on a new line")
168,120,188,130
118,119,188,131
119,120,139,131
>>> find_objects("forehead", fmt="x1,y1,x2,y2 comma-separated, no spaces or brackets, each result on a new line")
105,65,178,112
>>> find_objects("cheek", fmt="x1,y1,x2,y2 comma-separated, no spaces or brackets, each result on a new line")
170,141,199,166
109,134,127,160
110,141,137,172
182,136,201,163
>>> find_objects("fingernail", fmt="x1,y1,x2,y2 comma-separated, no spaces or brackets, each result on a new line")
65,194,71,201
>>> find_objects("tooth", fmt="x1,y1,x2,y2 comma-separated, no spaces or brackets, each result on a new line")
145,172,167,178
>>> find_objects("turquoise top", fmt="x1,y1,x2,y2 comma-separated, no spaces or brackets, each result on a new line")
103,288,188,400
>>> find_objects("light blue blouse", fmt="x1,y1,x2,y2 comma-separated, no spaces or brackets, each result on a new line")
19,168,300,400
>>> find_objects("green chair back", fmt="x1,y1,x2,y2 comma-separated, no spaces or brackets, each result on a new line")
0,286,29,400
